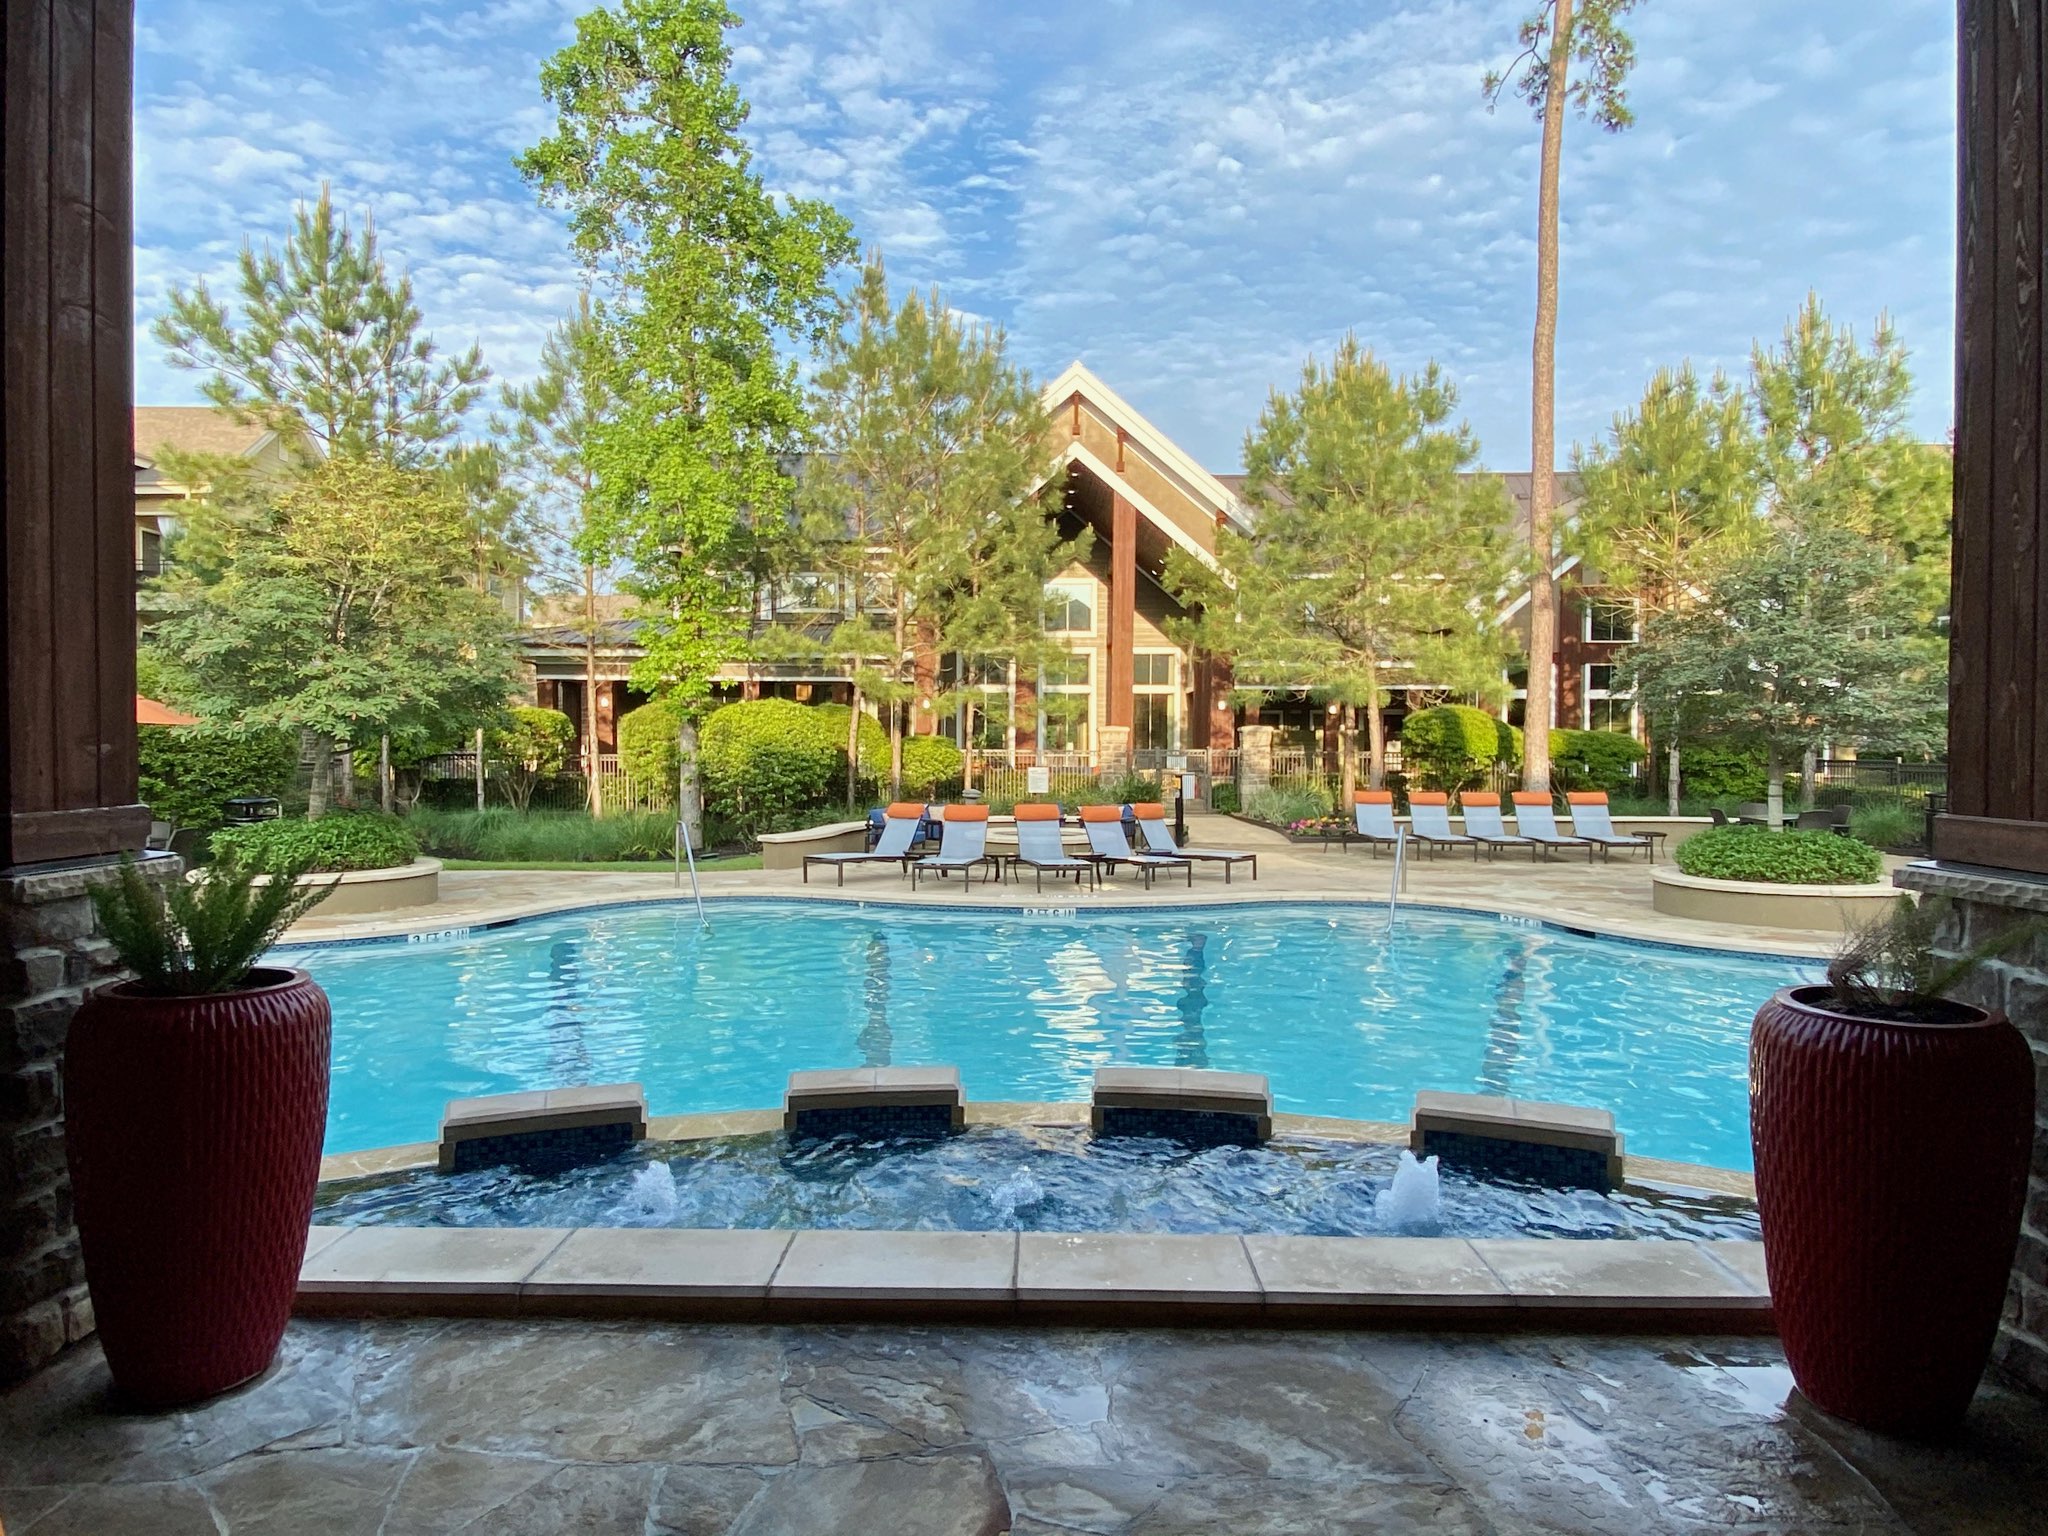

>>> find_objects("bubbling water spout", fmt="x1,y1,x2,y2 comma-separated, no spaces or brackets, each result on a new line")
1373,1150,1442,1232
988,1165,1046,1225
617,1161,680,1225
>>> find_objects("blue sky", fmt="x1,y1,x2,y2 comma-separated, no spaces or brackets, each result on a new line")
135,0,1956,471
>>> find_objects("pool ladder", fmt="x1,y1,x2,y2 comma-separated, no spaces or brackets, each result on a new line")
1387,825,1408,930
674,818,708,927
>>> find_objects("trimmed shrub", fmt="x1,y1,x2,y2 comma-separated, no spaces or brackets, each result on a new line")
1549,729,1647,795
1209,783,1240,814
212,811,418,873
1401,705,1516,791
899,734,965,798
698,699,889,838
617,695,692,800
1100,771,1164,805
1675,826,1882,885
487,707,577,811
1677,742,1769,802
139,724,299,833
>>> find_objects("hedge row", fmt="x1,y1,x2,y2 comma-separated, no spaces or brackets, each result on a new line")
139,724,298,832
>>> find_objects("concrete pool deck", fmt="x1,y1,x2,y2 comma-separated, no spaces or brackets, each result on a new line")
278,813,1858,958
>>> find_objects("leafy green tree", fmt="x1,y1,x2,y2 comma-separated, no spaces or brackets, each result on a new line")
519,0,855,838
153,456,520,815
152,184,488,465
1165,338,1521,796
495,298,619,809
1623,523,1945,828
1485,0,1643,793
1569,361,1761,806
796,254,1074,800
1746,296,1951,801
488,707,578,811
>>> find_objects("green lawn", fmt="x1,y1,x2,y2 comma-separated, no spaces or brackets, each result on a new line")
440,855,763,873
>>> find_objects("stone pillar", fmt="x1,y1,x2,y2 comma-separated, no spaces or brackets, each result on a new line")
1237,724,1276,799
1,861,177,1382
1893,865,2048,1395
1096,725,1132,776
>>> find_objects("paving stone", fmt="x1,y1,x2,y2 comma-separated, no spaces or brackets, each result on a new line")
1102,1335,1431,1480
427,1460,656,1535
199,1446,411,1534
649,1464,774,1534
378,1447,563,1535
3,1480,220,1534
1126,1476,1493,1535
725,1452,1009,1536
0,1321,360,1486
782,1332,974,1455
352,1319,797,1465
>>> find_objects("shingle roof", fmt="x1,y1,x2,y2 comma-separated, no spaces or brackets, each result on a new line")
133,406,273,463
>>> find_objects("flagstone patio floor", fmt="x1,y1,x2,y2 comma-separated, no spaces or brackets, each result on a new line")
3,1318,2044,1534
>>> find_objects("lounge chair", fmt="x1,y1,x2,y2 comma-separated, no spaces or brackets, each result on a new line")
1131,802,1257,883
1406,792,1481,860
1509,793,1595,861
1349,791,1401,856
1007,803,1100,892
1566,792,1664,861
1456,792,1535,859
1078,804,1191,888
909,804,1003,891
803,802,926,885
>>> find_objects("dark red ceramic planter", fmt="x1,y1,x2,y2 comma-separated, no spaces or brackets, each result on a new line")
66,967,330,1408
1750,984,2033,1434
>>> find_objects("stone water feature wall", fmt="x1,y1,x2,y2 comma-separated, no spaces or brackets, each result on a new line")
0,861,174,1383
1896,866,2048,1396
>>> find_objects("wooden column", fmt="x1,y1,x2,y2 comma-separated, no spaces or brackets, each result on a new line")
1939,0,2048,875
2,0,145,868
1106,492,1136,731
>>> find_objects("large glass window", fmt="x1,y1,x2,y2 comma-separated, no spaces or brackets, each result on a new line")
1585,597,1639,643
1039,650,1091,751
1132,651,1177,750
1583,663,1635,733
1045,582,1095,634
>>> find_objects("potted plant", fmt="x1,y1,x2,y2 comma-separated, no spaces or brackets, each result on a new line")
66,856,335,1407
1750,896,2038,1434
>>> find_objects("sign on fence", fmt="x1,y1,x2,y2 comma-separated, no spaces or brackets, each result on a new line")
1026,765,1050,794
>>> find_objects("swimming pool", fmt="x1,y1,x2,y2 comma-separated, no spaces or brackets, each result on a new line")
282,900,1812,1169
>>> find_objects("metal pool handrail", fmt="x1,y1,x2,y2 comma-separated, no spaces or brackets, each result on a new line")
1388,825,1407,929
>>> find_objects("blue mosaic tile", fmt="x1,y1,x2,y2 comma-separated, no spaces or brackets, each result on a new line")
1420,1129,1613,1192
449,1120,638,1175
1096,1105,1265,1149
789,1103,957,1141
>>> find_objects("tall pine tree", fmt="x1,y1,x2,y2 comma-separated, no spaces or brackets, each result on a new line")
1165,338,1520,797
797,255,1075,799
1485,0,1643,793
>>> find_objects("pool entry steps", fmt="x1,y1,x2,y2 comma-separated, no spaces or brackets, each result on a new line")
1091,1067,1274,1146
438,1085,649,1174
1411,1090,1626,1192
783,1066,966,1139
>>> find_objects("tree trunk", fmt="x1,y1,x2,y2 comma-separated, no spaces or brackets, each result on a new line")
1339,703,1358,804
846,682,863,810
475,727,486,811
334,747,356,808
1766,743,1785,830
380,735,393,815
305,729,333,819
890,608,907,799
1799,746,1817,810
584,565,603,816
676,716,703,847
1520,0,1574,796
1667,741,1681,817
1364,697,1388,790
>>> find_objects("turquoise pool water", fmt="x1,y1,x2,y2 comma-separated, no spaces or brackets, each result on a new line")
282,900,1813,1169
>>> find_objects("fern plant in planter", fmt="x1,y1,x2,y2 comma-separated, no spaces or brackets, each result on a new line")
67,856,339,1407
1749,896,2041,1434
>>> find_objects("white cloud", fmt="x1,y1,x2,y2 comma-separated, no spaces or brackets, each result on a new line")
135,0,1957,468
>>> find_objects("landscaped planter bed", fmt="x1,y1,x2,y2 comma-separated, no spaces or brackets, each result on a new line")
1650,866,1897,932
255,857,442,915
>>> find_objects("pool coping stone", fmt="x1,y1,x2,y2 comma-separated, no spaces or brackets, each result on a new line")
293,1226,1774,1332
